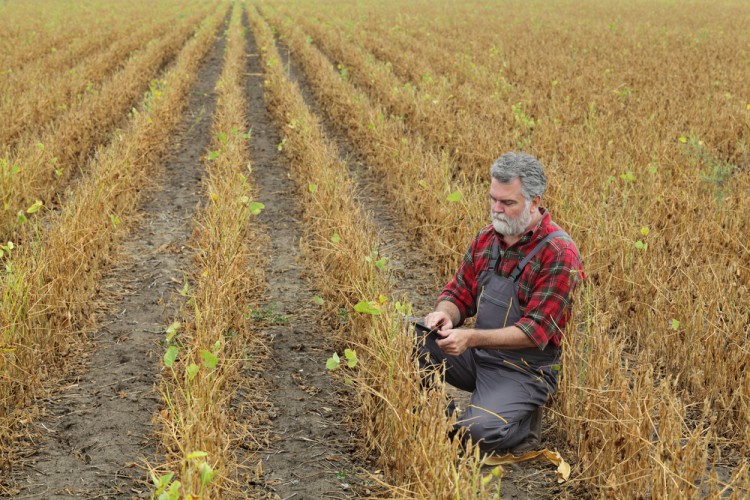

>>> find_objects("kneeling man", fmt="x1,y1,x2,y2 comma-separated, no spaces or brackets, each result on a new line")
419,152,585,454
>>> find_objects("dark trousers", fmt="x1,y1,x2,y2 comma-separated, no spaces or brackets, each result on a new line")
416,329,558,453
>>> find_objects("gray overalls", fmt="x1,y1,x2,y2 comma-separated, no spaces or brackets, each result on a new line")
417,231,566,452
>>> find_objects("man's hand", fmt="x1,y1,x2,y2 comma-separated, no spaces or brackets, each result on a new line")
424,311,453,331
435,328,474,356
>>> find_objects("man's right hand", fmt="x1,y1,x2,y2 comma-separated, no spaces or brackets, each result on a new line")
424,311,453,331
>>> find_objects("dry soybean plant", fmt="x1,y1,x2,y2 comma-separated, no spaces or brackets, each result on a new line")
0,1,226,473
249,6,494,497
153,2,267,497
258,0,750,496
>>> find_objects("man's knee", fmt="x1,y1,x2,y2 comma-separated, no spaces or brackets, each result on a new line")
460,411,526,453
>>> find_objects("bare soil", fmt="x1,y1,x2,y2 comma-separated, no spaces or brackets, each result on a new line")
3,27,225,499
240,14,373,499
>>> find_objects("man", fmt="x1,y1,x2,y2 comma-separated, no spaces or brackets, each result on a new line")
419,152,584,454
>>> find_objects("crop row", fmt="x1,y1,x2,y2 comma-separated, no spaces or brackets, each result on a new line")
0,6,190,149
0,1,221,239
153,2,266,497
256,3,749,496
0,1,189,95
247,5,497,497
0,2,116,72
306,0,750,173
271,1,750,455
0,1,228,474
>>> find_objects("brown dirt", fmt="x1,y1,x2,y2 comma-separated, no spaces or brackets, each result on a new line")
2,25,226,499
266,25,583,498
239,12,374,499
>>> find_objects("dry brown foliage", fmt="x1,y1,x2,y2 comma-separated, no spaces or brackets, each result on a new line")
0,2,227,482
248,5,495,497
258,0,750,496
154,2,268,497
0,2,221,239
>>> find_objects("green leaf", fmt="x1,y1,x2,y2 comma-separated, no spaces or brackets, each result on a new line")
248,202,265,215
26,200,43,214
165,321,181,342
344,348,357,368
312,295,324,306
200,349,218,369
217,132,227,144
186,450,209,460
326,352,341,370
331,233,341,244
200,462,218,486
374,257,387,270
165,481,180,500
186,363,199,381
418,179,427,189
308,183,317,193
164,346,178,367
634,240,648,251
207,150,220,160
446,191,462,202
394,301,408,315
481,472,493,487
670,319,680,331
551,364,561,372
640,226,650,237
354,300,381,315
152,472,174,489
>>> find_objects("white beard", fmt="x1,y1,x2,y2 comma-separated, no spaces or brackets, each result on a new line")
491,200,532,236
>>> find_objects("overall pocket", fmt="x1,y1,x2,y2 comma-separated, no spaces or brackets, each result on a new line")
477,286,516,328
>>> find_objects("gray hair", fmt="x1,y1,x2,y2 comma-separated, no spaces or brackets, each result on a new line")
489,152,547,201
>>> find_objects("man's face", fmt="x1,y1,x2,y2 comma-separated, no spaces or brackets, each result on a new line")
489,178,538,236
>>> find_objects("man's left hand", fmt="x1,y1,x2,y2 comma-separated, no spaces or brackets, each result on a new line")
435,328,474,356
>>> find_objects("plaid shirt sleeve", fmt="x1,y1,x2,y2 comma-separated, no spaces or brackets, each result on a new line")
515,246,583,349
436,233,484,326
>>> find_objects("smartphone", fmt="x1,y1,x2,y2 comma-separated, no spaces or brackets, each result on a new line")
414,320,440,336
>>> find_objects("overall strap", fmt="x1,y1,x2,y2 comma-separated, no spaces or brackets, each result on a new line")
488,236,501,272
509,230,568,282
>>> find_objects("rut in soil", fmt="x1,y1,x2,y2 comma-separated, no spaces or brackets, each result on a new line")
240,14,369,499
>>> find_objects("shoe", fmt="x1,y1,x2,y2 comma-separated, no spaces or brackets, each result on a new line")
511,406,543,454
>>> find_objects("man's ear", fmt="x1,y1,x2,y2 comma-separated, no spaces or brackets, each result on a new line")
530,195,542,213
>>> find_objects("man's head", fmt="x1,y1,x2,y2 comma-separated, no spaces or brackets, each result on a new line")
488,152,546,237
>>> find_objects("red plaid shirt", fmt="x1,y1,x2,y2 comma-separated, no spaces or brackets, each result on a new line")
438,209,585,349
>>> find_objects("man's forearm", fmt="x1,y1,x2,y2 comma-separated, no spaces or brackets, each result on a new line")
468,325,537,350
